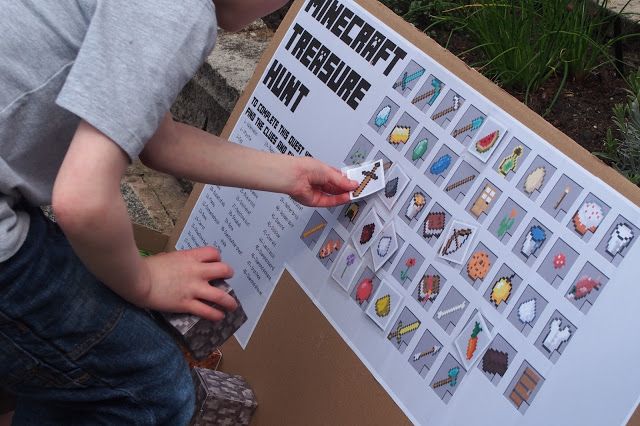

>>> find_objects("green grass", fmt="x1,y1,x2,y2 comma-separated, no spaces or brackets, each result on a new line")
382,0,637,112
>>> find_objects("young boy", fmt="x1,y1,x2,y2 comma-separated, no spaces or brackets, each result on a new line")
0,0,356,424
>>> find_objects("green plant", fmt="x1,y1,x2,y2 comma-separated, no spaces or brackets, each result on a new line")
427,0,636,110
596,70,640,185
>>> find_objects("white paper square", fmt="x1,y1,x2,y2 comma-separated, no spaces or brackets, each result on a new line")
370,221,399,271
346,159,386,200
467,117,507,162
377,165,410,209
365,280,404,330
454,312,492,369
351,208,383,256
437,220,478,264
330,244,362,292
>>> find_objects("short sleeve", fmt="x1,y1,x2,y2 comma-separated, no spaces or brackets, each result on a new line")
56,0,217,159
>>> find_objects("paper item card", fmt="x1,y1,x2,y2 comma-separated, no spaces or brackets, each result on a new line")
347,160,386,200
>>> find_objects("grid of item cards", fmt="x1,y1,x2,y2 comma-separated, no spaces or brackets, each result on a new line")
291,2,640,423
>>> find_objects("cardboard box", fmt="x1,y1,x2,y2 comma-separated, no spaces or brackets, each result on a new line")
161,280,247,360
191,367,257,426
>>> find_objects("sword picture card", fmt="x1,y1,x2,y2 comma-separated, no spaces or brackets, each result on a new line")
386,306,421,353
351,208,383,257
453,311,492,370
346,159,386,200
392,59,425,96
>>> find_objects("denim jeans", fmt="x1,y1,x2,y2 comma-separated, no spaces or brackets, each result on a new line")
0,208,195,425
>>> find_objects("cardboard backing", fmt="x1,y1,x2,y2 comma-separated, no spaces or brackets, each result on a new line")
167,0,640,423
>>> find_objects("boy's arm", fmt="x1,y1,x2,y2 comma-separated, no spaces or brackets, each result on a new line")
52,120,238,321
140,114,357,207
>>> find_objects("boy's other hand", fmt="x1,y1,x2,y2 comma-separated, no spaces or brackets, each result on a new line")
139,247,237,322
288,158,358,207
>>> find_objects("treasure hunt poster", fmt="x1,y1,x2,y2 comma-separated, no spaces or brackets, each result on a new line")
176,0,640,424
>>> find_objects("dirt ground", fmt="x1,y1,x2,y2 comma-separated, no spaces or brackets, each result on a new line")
431,29,640,154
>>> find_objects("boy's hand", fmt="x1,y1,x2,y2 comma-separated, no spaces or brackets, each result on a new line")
288,158,358,207
140,247,237,322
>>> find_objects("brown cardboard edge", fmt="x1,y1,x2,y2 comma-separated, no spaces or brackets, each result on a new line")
220,270,410,425
133,223,169,254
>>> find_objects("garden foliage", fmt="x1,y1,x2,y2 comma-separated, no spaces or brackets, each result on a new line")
597,71,640,184
381,0,635,106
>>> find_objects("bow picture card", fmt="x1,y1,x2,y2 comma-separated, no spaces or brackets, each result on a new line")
438,220,478,264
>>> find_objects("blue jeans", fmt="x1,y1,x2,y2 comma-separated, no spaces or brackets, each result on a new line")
0,208,195,425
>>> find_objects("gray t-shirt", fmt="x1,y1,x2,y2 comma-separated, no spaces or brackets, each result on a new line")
0,0,217,261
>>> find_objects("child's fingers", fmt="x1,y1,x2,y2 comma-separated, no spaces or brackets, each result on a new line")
199,260,234,281
310,192,352,207
323,168,358,195
187,246,221,263
196,284,238,312
187,300,226,322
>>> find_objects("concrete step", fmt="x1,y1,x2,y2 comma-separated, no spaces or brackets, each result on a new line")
609,0,640,19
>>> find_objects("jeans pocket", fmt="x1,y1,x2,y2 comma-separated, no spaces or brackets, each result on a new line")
0,318,96,393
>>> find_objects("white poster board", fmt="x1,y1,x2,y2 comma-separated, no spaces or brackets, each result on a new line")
177,1,640,424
